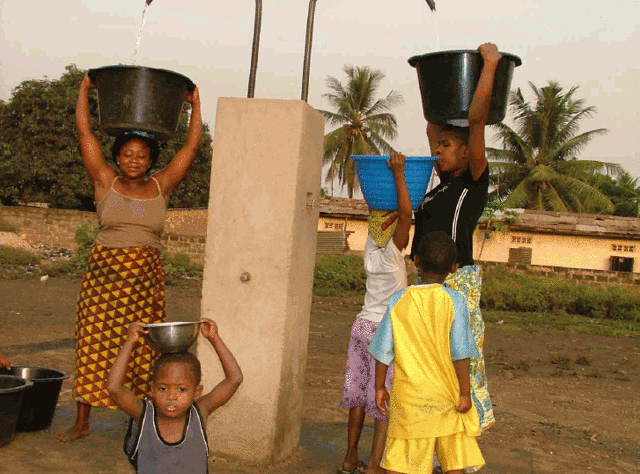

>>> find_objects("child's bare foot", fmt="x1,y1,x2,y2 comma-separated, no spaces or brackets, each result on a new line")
55,424,90,442
364,466,385,474
337,461,366,474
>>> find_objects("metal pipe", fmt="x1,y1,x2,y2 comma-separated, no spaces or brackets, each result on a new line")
247,0,263,98
301,0,317,102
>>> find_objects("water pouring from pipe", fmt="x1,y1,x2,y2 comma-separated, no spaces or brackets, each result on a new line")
133,0,152,64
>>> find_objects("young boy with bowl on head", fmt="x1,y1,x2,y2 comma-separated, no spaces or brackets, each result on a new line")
369,231,484,474
107,318,243,474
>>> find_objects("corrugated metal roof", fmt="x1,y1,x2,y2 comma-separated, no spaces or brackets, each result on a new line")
488,210,640,240
317,197,369,218
318,198,640,240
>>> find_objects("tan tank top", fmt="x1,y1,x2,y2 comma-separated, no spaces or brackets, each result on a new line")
95,177,166,249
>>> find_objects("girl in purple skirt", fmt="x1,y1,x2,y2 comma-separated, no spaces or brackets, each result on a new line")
338,153,412,474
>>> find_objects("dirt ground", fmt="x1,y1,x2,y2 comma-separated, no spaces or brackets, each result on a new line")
0,278,638,474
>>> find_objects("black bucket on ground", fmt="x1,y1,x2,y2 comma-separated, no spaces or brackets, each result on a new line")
88,65,196,142
408,50,522,125
0,366,69,432
0,375,32,445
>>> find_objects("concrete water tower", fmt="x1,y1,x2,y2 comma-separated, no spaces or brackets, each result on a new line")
197,0,325,464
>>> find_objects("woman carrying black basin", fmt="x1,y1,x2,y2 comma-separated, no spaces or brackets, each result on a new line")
410,43,501,433
56,74,202,442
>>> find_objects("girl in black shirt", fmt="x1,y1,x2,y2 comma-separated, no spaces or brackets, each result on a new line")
410,43,502,432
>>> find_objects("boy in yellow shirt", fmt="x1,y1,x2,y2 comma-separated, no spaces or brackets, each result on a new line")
369,231,483,474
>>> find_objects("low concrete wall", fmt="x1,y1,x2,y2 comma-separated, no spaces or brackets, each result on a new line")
0,205,97,251
480,261,640,286
0,204,208,264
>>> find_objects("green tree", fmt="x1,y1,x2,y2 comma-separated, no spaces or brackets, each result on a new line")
585,172,640,217
319,65,402,198
0,65,100,209
0,65,212,210
488,81,617,213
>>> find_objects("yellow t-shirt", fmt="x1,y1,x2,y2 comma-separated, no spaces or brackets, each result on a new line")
369,284,480,439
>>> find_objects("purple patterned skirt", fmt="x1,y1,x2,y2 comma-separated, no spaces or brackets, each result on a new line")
339,317,394,420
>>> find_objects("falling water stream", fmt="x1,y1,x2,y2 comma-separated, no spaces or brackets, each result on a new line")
425,0,440,49
433,12,441,51
132,2,151,64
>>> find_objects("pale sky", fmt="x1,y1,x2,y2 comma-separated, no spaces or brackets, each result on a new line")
2,0,639,197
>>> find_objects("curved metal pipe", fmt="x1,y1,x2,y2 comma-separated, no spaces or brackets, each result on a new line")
301,0,317,102
247,0,263,98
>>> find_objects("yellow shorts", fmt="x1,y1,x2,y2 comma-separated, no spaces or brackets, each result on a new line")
381,432,485,474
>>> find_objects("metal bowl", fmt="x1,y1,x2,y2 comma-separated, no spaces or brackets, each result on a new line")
144,322,200,354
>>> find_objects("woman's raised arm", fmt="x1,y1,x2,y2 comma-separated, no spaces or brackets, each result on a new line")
76,75,115,192
467,43,501,181
154,87,203,197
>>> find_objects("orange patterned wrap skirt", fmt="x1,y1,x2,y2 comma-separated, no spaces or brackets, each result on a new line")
73,244,165,408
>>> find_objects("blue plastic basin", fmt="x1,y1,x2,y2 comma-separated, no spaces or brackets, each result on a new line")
352,155,436,210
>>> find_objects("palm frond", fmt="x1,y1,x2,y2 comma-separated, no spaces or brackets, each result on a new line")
321,64,402,194
541,185,568,212
317,109,351,127
549,173,614,213
322,127,347,163
367,130,396,155
548,128,608,162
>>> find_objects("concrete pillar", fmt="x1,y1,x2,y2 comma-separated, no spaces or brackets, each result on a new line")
197,98,324,464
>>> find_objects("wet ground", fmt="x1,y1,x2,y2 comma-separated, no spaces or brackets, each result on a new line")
0,278,639,473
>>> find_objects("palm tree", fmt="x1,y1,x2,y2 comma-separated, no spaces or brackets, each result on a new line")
319,65,402,197
488,81,619,213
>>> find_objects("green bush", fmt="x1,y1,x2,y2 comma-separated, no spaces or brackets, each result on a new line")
481,265,640,321
313,254,367,296
45,222,98,277
0,220,17,232
0,246,40,265
163,252,203,285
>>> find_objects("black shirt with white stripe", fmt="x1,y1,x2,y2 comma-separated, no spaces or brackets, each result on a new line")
411,166,489,267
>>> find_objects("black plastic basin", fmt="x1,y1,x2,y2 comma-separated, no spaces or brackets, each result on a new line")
88,65,196,142
0,375,32,445
408,50,522,125
0,366,69,432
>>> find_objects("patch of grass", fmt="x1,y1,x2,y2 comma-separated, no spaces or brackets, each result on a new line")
0,246,40,265
0,266,42,280
575,356,591,366
549,356,572,370
163,252,203,286
484,310,640,338
482,265,640,322
313,254,367,297
44,222,98,278
0,220,17,232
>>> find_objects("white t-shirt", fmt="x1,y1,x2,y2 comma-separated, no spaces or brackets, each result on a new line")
356,235,408,323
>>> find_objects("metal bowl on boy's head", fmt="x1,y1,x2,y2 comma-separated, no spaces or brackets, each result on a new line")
144,322,200,354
